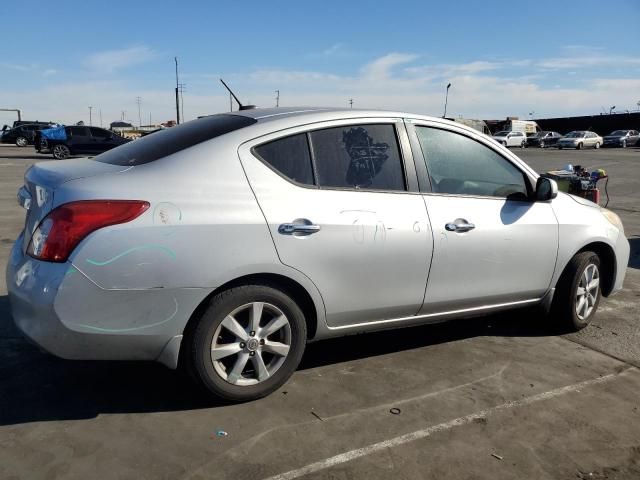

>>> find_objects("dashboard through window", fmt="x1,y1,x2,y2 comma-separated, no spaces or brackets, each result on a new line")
415,126,529,200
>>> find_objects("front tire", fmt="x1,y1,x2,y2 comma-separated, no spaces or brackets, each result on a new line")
621,140,627,148
52,144,70,160
552,251,601,331
15,136,28,147
186,285,307,402
540,141,545,149
576,142,583,150
594,142,600,149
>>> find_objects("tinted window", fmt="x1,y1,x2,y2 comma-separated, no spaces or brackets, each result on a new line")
310,124,405,191
416,126,528,199
254,133,314,185
89,127,111,139
69,126,89,137
95,114,256,166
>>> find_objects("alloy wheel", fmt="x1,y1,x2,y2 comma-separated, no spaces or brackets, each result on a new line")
16,137,27,147
53,145,68,159
575,263,599,320
210,302,292,386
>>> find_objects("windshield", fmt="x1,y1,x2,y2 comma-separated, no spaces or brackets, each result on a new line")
565,131,584,138
94,114,257,166
609,130,627,136
494,131,510,136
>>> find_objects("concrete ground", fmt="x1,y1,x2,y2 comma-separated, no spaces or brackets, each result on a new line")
0,144,639,480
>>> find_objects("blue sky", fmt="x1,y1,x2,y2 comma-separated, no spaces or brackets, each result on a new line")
1,0,639,125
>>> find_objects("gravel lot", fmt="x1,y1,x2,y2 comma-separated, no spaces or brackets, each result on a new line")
1,144,639,480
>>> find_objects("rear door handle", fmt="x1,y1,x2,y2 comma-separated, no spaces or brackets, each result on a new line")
445,219,475,233
278,222,321,236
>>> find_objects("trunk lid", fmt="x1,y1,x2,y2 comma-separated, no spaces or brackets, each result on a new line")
20,159,131,251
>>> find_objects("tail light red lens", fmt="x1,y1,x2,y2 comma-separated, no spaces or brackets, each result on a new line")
27,200,150,262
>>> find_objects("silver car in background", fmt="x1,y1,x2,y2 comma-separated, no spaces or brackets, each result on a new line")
557,130,603,150
7,108,629,401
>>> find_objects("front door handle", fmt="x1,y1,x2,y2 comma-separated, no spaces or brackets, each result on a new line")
278,222,321,236
445,219,475,233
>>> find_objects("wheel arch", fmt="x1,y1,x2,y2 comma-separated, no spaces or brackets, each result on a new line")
557,241,617,297
181,272,321,351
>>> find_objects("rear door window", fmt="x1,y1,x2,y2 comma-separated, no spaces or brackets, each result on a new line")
253,133,314,185
68,126,90,137
94,114,257,165
309,124,406,191
89,127,111,139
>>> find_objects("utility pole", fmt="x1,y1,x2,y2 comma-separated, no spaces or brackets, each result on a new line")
174,57,181,125
178,84,186,122
99,109,103,127
136,96,142,127
88,106,93,126
442,83,451,118
349,98,353,109
149,112,152,125
275,90,280,107
230,92,233,111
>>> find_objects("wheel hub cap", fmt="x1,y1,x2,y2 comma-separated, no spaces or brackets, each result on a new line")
246,338,259,351
210,301,292,386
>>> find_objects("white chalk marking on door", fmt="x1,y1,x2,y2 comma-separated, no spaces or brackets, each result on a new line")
264,368,633,480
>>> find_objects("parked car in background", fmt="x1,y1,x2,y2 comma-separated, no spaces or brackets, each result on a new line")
526,131,562,148
492,130,526,148
7,108,629,401
557,131,603,150
1,122,57,147
36,125,130,159
603,130,639,148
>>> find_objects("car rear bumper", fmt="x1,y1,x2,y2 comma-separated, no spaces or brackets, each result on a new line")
6,233,203,366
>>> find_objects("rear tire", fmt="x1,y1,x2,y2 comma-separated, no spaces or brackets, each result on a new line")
551,251,601,331
540,141,545,149
594,142,600,149
52,144,70,160
15,136,28,147
185,284,307,402
576,142,583,150
622,140,627,148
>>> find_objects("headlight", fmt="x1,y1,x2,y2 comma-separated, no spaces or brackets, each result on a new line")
601,208,624,232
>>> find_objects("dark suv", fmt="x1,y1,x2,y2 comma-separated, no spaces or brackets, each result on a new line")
37,126,130,159
1,123,57,147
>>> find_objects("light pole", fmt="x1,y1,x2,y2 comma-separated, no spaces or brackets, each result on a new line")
88,106,93,126
136,96,142,127
442,83,451,118
275,90,280,107
609,105,616,114
529,111,535,119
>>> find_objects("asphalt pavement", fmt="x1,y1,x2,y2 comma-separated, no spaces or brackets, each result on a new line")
0,144,639,480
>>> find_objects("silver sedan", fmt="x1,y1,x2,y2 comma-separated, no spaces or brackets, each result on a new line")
7,108,629,401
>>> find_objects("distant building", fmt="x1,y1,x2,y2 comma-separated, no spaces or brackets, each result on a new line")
110,121,133,134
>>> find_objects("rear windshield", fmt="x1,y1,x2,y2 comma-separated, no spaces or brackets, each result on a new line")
94,114,256,166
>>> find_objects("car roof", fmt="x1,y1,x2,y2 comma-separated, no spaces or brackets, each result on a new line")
229,106,449,125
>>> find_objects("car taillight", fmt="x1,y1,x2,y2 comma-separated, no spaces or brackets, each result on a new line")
27,200,150,262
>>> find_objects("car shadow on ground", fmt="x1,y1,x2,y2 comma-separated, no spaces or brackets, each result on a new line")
0,294,568,426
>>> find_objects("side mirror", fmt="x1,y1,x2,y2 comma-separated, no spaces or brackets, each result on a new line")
536,177,558,201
